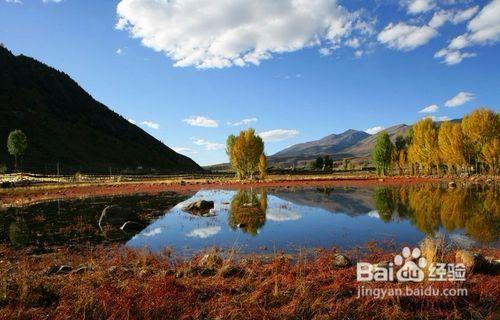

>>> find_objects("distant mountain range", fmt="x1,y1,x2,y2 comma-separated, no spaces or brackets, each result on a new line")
0,46,202,174
268,124,411,167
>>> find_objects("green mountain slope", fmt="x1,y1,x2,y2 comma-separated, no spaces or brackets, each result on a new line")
0,46,202,174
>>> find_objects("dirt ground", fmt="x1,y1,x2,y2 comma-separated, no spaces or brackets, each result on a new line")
0,175,448,206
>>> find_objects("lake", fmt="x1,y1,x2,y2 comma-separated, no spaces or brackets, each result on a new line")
2,184,498,254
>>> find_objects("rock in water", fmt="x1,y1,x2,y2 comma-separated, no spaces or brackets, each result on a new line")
182,200,215,215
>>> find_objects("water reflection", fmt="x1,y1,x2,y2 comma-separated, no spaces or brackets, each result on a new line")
1,185,498,253
228,189,267,235
0,191,192,248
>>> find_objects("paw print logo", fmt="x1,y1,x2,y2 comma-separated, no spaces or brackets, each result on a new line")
395,247,427,282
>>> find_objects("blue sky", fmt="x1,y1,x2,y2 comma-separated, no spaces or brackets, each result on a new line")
1,0,499,166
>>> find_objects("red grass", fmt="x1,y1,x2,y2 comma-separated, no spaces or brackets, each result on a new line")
0,245,498,320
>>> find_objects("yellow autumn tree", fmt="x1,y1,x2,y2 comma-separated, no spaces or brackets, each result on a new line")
461,108,499,172
482,138,499,174
438,122,466,174
228,128,264,179
408,118,440,175
259,153,267,179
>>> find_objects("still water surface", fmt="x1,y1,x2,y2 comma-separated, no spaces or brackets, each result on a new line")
2,185,498,254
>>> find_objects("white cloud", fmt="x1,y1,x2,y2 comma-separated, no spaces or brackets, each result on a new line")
435,0,500,65
127,118,136,124
228,117,258,126
365,126,385,135
445,91,475,107
116,48,124,55
434,48,476,65
42,0,64,3
116,0,373,69
140,121,160,129
378,22,438,51
5,0,22,3
419,104,439,113
173,147,198,155
187,226,221,239
451,6,479,24
428,6,479,29
192,138,225,151
258,129,299,142
426,115,451,121
183,116,219,128
406,0,436,14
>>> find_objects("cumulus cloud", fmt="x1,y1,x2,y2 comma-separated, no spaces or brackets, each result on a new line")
436,0,500,65
380,4,478,52
258,129,299,142
434,48,476,65
228,117,258,126
140,121,160,129
116,48,124,55
419,104,439,113
365,126,385,135
115,0,374,69
378,23,438,51
187,226,221,239
192,138,225,151
173,147,198,155
403,0,436,14
445,91,475,107
127,118,136,124
183,116,219,128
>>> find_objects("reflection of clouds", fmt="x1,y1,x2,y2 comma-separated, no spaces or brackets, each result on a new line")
143,227,162,237
367,210,380,219
187,226,221,239
266,208,301,221
449,234,476,249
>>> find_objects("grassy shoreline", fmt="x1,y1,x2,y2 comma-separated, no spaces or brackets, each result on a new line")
2,172,493,207
1,243,499,319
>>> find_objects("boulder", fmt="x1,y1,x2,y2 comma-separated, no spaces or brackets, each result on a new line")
99,205,138,228
182,200,215,215
332,254,351,267
455,250,489,272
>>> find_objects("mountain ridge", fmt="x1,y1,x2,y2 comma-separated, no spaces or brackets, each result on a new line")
0,46,202,174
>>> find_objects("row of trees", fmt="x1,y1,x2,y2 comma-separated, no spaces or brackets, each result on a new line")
373,108,499,176
226,128,267,180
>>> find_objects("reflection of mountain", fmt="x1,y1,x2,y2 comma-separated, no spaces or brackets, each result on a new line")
270,187,374,216
0,191,193,248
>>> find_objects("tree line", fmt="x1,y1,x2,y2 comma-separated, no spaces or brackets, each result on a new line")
372,108,499,176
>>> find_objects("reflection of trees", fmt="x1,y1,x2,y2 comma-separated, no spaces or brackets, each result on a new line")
372,185,499,244
228,189,267,236
373,188,396,222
